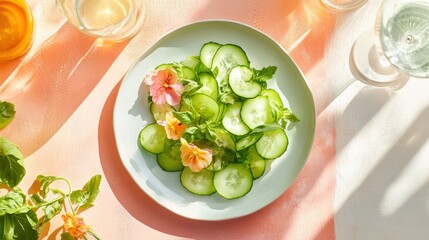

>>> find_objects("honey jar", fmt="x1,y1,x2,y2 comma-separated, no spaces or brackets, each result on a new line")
0,0,33,61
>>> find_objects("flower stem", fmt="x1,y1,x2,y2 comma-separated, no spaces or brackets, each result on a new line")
30,195,64,209
88,229,101,240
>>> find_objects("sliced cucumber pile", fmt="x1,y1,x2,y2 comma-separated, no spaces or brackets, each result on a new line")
138,41,299,200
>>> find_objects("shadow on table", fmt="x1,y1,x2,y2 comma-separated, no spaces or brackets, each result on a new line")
315,92,429,239
99,1,339,239
0,24,129,157
337,86,392,153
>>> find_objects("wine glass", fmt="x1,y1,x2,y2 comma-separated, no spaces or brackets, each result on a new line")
350,0,429,89
321,0,368,11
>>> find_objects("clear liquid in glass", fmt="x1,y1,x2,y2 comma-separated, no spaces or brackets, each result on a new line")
379,2,429,77
78,0,132,30
57,0,145,41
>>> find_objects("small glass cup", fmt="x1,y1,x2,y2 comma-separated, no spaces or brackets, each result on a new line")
321,0,368,11
56,0,146,41
0,0,34,61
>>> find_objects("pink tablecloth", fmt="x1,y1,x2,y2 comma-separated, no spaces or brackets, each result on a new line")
0,1,337,239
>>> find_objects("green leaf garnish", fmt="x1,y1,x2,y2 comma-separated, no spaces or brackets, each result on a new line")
235,133,263,151
250,123,283,134
0,101,16,129
253,66,277,82
172,111,196,124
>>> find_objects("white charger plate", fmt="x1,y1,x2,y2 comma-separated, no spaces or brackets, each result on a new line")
113,20,315,221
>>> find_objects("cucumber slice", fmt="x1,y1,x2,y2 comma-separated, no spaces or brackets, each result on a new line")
256,128,288,159
155,63,196,80
191,94,219,121
194,73,218,100
212,128,235,151
261,89,284,121
150,103,175,121
261,89,284,108
138,124,166,154
215,102,226,122
155,63,173,70
214,163,253,199
178,66,196,80
200,42,222,68
241,96,275,129
222,102,250,136
229,66,261,98
247,146,266,179
211,44,250,84
235,133,263,151
181,56,200,71
180,167,216,195
157,144,183,172
179,98,192,112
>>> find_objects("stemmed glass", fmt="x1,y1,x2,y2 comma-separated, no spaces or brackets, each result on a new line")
321,0,368,11
350,0,429,89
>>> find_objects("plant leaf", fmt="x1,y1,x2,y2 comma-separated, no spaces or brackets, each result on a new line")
60,232,74,240
70,175,102,209
29,194,45,205
281,108,300,122
37,175,67,198
205,128,217,142
42,200,63,221
235,133,263,151
0,101,16,129
0,210,39,240
250,123,283,134
253,66,277,82
0,189,29,216
172,111,195,124
0,137,25,188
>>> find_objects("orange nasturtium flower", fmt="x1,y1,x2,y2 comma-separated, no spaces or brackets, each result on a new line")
157,112,187,140
180,138,213,172
143,68,184,106
62,212,90,239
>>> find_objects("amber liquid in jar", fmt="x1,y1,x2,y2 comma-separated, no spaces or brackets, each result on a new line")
0,0,33,61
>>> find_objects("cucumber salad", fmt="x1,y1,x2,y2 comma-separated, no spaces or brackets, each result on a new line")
138,42,299,199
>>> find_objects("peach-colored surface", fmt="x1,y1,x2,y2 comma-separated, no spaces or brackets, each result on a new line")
0,1,337,239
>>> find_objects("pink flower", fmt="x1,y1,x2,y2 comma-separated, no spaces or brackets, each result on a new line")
144,68,184,106
180,138,213,172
